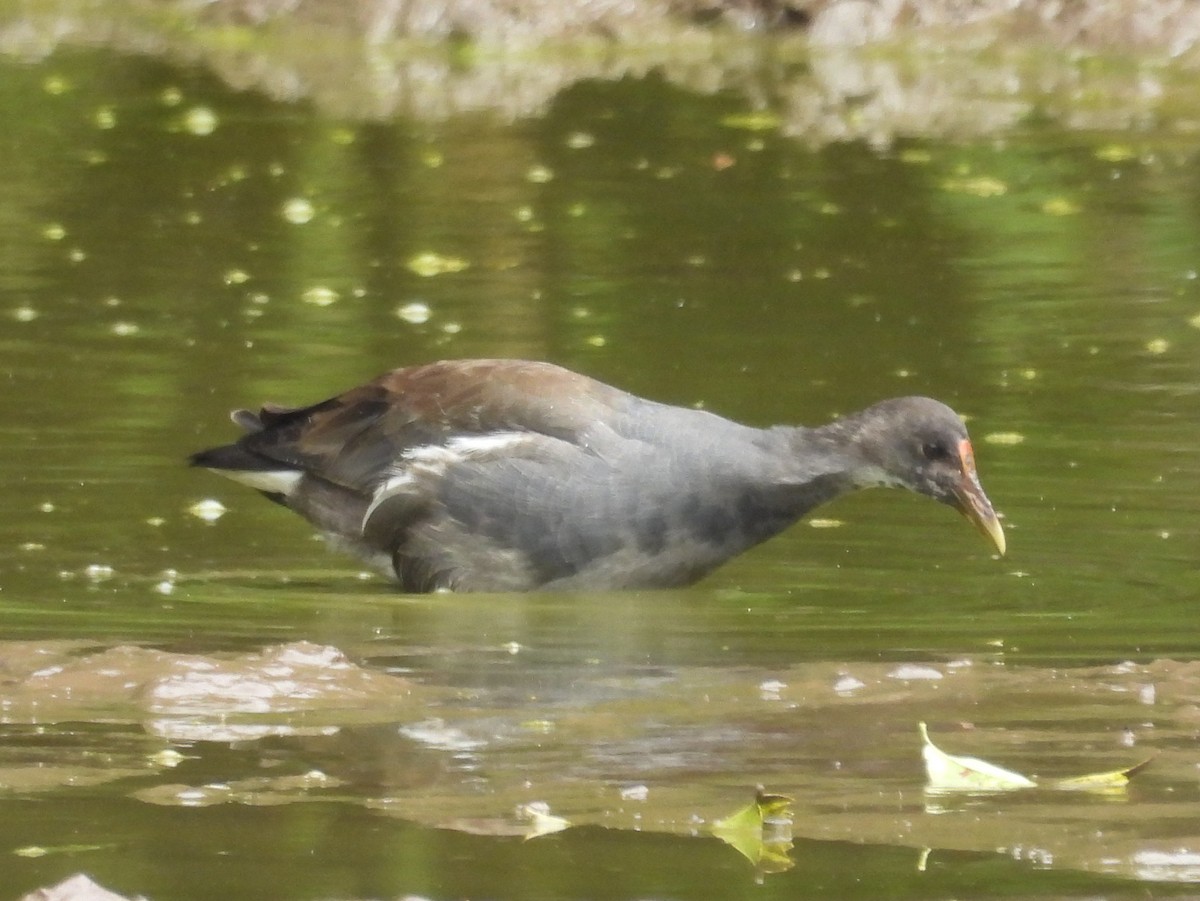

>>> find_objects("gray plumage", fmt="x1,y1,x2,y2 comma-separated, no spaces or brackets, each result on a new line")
191,359,1004,591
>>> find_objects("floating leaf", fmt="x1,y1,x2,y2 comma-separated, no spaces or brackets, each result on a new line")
1051,757,1153,791
711,787,794,874
920,722,1036,790
758,794,792,822
516,802,570,839
712,802,760,837
921,723,1151,793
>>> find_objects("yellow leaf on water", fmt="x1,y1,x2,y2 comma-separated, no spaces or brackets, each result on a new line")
920,722,1036,790
920,723,1152,793
711,799,760,836
712,786,794,874
711,786,793,833
516,803,570,839
745,838,794,875
1051,757,1154,790
754,788,794,821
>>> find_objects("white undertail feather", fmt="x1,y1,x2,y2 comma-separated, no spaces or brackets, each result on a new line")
209,468,303,496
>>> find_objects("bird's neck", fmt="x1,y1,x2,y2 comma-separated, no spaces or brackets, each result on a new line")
764,415,889,510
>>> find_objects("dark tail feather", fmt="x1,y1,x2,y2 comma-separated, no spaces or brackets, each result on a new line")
189,442,297,506
189,442,271,472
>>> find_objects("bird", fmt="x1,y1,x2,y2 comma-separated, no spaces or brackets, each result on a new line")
190,358,1005,592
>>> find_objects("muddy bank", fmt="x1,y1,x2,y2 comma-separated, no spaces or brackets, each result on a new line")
133,0,1200,55
3,1,1200,142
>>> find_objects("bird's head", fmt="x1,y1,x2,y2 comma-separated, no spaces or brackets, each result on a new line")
850,396,1006,556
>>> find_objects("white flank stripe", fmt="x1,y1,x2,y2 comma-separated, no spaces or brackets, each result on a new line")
362,472,417,530
405,431,531,465
362,432,533,532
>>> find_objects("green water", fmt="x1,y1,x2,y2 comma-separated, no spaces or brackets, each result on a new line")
2,30,1200,901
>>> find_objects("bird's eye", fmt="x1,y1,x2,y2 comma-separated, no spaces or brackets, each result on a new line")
921,441,950,462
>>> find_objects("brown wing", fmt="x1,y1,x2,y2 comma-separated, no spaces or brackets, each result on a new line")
229,359,630,493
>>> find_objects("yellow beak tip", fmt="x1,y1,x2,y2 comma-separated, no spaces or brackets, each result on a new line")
984,518,1006,557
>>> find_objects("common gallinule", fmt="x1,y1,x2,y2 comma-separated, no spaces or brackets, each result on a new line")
191,359,1005,591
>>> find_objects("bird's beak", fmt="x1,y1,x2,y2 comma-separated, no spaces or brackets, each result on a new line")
952,438,1006,556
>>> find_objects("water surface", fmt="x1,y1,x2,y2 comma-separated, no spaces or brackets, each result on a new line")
2,34,1200,901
